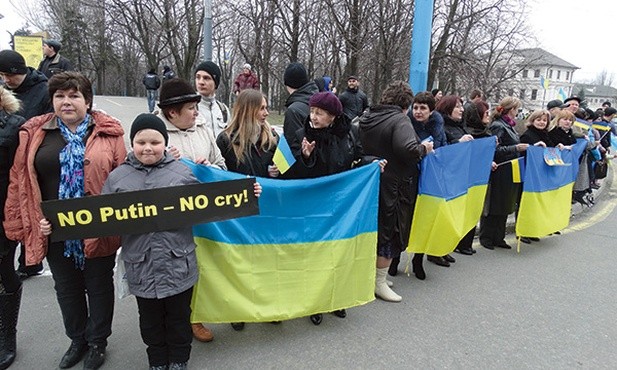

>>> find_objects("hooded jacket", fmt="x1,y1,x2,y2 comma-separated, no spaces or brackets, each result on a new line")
102,152,198,299
11,68,53,120
283,81,319,144
3,111,126,265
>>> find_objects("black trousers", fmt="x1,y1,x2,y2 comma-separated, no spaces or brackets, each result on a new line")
136,288,193,366
479,214,507,247
456,226,476,251
46,242,115,347
17,243,43,274
0,243,20,293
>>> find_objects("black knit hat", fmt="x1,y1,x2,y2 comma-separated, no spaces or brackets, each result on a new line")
43,39,62,52
284,62,309,89
0,50,28,75
158,78,201,108
130,113,169,147
195,61,221,89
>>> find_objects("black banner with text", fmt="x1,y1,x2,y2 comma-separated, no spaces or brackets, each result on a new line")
41,178,259,242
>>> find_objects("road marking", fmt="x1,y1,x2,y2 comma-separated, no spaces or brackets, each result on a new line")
102,98,123,107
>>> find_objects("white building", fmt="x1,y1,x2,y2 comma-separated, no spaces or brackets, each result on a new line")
572,83,617,109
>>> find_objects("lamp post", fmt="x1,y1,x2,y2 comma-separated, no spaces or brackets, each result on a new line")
203,0,212,61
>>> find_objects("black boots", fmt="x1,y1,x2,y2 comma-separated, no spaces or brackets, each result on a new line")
412,254,425,280
0,285,22,370
388,257,400,276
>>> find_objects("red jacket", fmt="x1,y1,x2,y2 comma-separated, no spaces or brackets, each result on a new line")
233,72,260,93
3,111,127,266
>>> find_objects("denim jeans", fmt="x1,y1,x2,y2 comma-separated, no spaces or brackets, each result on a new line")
146,89,158,113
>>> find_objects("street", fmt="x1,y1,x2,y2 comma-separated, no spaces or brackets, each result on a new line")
12,96,617,369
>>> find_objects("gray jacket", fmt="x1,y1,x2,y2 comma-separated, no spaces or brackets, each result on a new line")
102,152,198,299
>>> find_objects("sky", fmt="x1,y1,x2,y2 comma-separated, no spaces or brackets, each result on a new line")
0,0,615,85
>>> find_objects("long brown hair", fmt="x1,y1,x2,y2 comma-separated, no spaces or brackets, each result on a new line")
490,96,521,122
223,89,276,165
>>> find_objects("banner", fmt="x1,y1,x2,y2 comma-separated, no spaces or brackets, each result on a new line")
407,137,495,256
516,139,587,238
13,35,43,68
41,177,258,242
186,162,380,323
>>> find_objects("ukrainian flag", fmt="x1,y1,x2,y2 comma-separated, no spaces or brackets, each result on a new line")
515,139,587,238
407,137,495,256
272,134,296,174
183,161,380,323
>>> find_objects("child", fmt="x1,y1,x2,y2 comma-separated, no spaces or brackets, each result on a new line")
102,114,260,369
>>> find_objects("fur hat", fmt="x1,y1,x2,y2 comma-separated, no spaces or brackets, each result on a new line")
284,62,309,89
195,61,221,89
130,113,169,146
0,50,28,75
309,92,343,117
158,78,201,108
43,39,62,52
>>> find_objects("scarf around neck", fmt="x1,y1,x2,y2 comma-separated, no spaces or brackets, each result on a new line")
58,115,90,269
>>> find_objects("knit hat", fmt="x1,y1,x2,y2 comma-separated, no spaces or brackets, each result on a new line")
243,63,251,70
158,78,201,108
130,113,169,147
0,50,28,75
195,61,221,89
43,39,62,52
284,62,309,89
309,92,343,117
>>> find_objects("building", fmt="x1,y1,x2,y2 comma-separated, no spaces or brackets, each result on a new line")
571,83,617,109
507,48,579,112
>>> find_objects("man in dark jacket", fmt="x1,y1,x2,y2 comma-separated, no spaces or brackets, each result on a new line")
338,76,369,120
0,49,52,278
37,39,73,78
282,62,318,144
142,68,161,113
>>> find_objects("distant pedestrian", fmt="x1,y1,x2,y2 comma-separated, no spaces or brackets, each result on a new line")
142,68,161,113
37,39,73,79
233,63,260,95
162,65,175,81
338,75,368,120
431,88,443,103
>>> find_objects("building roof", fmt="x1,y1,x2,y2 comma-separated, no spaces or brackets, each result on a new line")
572,83,617,97
515,48,579,70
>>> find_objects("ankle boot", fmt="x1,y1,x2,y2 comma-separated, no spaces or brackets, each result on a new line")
0,285,22,370
412,254,426,280
374,268,401,302
388,257,400,276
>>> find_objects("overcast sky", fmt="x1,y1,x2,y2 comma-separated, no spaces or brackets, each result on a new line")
0,0,614,85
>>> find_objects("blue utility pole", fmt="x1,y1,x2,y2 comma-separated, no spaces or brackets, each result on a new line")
409,0,435,94
203,0,212,61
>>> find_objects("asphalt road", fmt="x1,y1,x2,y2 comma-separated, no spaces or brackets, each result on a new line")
12,96,617,369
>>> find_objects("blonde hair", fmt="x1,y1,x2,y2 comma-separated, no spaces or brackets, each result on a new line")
525,110,551,129
0,85,22,114
550,109,575,130
223,89,276,165
490,96,521,122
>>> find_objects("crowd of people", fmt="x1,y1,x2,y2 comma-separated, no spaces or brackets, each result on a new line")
0,45,613,370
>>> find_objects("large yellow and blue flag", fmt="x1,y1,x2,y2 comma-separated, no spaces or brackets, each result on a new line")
515,139,587,238
183,161,380,323
407,137,496,256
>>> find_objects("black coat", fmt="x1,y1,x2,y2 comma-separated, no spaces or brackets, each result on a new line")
489,117,520,163
520,126,554,146
339,88,369,120
443,115,468,144
11,68,53,120
548,127,577,146
359,105,426,256
0,110,25,255
287,115,375,179
486,117,521,216
283,81,319,145
216,129,279,178
37,53,73,79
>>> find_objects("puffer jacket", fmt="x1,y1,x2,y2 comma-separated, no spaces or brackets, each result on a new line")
3,111,127,265
102,152,198,299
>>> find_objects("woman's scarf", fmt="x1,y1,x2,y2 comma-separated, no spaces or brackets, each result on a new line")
502,114,517,127
58,115,90,270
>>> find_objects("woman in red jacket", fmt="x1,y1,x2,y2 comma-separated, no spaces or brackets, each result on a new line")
3,72,126,370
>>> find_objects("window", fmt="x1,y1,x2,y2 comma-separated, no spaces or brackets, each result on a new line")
566,71,570,81
534,69,540,78
522,70,528,78
519,89,526,99
549,69,553,78
531,89,538,100
557,70,561,80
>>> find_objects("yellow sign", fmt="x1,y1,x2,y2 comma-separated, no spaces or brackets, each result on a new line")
13,36,43,69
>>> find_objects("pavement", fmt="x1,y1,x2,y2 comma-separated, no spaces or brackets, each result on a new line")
10,96,617,369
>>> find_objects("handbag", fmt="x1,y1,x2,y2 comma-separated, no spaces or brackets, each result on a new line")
114,248,131,299
594,159,608,180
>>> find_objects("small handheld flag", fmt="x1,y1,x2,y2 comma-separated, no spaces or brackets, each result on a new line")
272,134,296,174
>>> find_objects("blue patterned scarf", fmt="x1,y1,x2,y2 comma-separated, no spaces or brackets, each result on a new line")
58,115,90,269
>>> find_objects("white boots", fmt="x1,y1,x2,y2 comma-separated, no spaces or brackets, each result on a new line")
375,268,401,302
